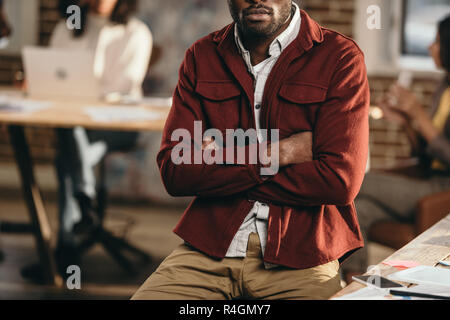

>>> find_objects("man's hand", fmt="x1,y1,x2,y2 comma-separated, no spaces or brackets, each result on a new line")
377,94,408,127
202,131,313,168
270,131,313,167
384,84,422,119
202,137,219,151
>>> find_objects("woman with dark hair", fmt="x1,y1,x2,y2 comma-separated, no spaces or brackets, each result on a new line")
0,0,12,41
342,15,450,282
52,0,151,98
22,0,152,281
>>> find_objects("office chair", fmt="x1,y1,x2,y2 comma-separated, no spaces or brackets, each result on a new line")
76,43,164,274
77,150,152,275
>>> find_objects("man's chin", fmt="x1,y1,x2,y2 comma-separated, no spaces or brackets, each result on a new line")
241,23,276,38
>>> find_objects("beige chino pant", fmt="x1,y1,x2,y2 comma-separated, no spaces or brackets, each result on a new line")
131,233,342,300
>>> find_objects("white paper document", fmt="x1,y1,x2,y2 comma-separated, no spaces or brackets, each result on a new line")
332,287,393,300
333,284,450,300
0,96,52,113
388,266,450,287
84,106,164,123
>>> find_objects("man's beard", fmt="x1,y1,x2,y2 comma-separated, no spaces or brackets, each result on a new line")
228,1,293,39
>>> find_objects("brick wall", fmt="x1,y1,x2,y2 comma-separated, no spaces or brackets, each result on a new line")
0,0,441,168
301,0,355,37
39,0,61,47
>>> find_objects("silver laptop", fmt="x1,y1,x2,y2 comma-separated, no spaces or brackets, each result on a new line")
22,46,101,100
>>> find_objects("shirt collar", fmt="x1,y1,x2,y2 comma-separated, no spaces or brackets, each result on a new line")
234,2,301,61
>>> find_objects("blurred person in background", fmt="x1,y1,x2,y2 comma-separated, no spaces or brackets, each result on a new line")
0,0,11,41
342,15,450,282
22,0,152,281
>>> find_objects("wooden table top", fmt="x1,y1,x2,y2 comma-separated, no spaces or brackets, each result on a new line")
332,214,450,299
0,88,171,132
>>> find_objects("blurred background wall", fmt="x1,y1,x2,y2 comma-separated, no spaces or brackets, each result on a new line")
0,0,444,202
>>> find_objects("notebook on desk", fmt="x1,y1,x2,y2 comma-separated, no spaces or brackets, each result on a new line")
22,46,101,101
388,266,450,287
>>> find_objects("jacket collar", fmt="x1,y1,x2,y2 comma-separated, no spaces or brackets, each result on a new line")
213,9,324,106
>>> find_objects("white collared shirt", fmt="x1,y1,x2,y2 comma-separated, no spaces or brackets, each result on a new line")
225,3,301,268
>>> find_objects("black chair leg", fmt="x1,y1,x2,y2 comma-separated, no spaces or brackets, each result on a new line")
102,230,151,262
79,158,152,274
99,231,137,274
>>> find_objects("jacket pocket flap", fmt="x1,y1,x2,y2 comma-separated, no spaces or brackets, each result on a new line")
279,83,327,104
195,81,241,101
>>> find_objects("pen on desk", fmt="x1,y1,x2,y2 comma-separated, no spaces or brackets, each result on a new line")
438,260,450,267
389,289,450,300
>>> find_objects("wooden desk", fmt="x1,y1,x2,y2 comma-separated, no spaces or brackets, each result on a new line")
0,90,170,131
332,214,450,299
0,88,170,286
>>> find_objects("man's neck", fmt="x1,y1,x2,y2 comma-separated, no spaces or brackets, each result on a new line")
241,11,294,66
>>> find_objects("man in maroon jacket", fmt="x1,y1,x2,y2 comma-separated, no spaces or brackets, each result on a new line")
133,0,369,300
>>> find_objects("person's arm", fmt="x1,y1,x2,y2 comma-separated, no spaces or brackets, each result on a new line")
426,134,450,167
377,93,423,155
246,51,370,207
409,102,450,166
387,84,450,165
157,47,267,197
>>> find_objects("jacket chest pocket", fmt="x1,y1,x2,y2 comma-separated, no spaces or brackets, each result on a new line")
277,82,328,136
195,80,242,132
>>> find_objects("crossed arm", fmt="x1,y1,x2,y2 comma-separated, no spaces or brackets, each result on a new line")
157,48,370,207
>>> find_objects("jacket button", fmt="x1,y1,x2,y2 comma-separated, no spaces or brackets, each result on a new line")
255,104,261,110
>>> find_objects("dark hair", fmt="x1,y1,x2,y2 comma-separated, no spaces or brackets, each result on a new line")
58,0,138,38
438,15,450,74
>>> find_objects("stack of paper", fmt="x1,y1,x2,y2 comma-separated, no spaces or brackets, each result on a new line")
332,287,403,300
388,266,450,287
0,96,52,113
382,260,421,270
84,106,164,123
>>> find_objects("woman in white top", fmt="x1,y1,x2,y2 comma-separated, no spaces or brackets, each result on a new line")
23,0,152,280
51,0,152,98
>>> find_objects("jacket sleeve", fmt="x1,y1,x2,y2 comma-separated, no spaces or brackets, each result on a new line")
247,51,370,207
157,47,266,197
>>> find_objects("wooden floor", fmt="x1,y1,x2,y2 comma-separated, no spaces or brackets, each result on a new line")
0,187,185,299
0,163,394,300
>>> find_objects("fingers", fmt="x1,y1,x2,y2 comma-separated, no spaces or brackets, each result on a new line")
202,137,219,151
287,131,313,164
202,137,213,150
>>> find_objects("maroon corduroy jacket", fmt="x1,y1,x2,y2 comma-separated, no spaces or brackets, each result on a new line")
157,10,370,269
